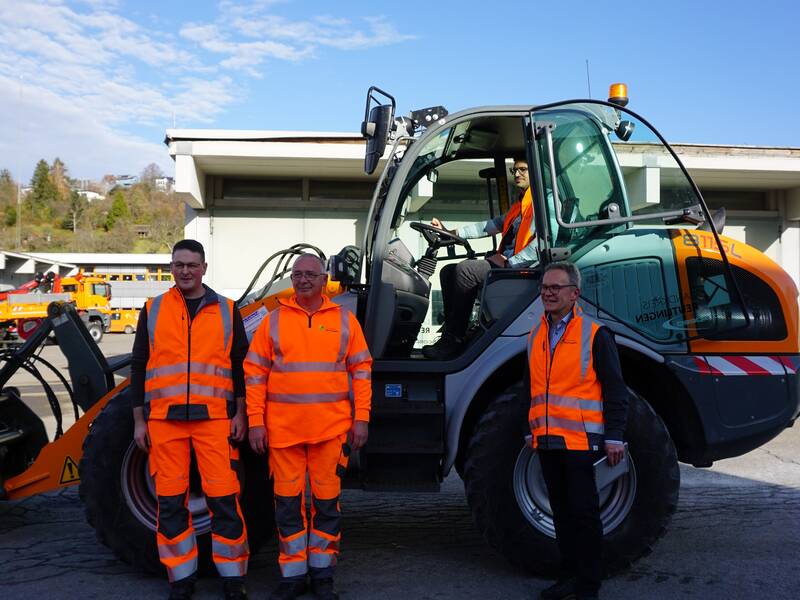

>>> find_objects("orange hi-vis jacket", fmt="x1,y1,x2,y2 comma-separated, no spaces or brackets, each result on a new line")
245,295,372,448
502,187,535,254
144,286,235,421
528,304,604,451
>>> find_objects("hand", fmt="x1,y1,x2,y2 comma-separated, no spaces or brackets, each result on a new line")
605,441,625,467
133,419,150,452
430,217,445,230
249,425,268,455
349,420,369,451
230,410,247,443
487,254,507,268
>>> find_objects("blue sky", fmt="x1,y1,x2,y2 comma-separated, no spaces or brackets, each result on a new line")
0,0,798,182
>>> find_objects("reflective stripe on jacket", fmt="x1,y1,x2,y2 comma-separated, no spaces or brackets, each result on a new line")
502,187,535,254
144,286,235,420
528,304,604,450
245,294,372,447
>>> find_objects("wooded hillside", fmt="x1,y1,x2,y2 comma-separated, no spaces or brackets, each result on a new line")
0,160,182,253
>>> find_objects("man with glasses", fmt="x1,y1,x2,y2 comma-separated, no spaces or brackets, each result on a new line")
130,239,250,599
527,262,628,600
422,157,537,360
245,254,372,600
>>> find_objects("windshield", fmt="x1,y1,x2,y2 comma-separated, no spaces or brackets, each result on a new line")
92,284,109,297
531,102,705,255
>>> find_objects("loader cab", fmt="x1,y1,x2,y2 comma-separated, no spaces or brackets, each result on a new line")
360,98,749,362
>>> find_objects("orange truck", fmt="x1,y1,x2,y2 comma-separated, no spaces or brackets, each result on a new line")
0,84,798,577
106,308,139,334
0,273,111,342
79,270,173,334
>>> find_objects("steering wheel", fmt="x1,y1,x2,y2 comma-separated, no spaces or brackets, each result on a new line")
410,221,470,249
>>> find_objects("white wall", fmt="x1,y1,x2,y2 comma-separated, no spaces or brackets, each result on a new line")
188,211,363,298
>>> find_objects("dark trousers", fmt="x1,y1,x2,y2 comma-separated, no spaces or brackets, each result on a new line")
439,259,492,338
538,449,604,594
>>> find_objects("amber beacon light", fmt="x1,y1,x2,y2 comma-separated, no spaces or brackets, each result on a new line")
608,83,629,107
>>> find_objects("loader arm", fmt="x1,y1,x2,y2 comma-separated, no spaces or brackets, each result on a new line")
0,302,130,500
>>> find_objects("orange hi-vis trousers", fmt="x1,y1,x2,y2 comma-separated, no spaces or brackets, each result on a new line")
269,434,349,580
148,419,249,582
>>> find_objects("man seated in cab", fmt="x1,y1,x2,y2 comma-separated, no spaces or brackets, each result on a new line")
422,157,537,360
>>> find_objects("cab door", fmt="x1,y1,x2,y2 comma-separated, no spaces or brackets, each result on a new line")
525,102,750,347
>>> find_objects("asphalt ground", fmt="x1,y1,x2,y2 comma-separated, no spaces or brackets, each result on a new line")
1,334,799,599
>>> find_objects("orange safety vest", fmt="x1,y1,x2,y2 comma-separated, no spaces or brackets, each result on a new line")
245,295,372,448
501,187,535,255
527,304,604,450
144,286,235,421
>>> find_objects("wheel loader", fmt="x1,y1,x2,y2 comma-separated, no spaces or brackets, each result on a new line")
1,84,798,576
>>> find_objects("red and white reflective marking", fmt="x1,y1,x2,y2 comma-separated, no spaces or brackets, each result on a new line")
693,355,797,376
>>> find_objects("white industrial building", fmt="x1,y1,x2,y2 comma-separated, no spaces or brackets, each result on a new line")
0,251,76,291
165,129,800,303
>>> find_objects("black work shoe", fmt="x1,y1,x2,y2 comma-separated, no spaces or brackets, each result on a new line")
421,333,463,360
223,578,248,599
310,578,340,600
539,578,577,600
268,580,308,600
168,577,195,600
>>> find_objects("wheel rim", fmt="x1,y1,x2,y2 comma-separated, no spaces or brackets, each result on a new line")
513,443,637,537
120,443,212,534
90,325,102,342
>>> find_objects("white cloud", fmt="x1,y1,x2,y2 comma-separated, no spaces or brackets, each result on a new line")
0,0,415,180
0,74,172,180
183,7,417,74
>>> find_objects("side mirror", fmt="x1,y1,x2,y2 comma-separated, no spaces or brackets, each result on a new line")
697,207,726,234
361,86,396,175
362,104,393,175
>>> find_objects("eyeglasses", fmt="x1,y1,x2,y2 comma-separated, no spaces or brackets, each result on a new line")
290,271,324,281
540,284,576,294
509,166,529,175
171,262,203,271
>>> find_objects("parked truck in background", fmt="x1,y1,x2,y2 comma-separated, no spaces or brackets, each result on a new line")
1,84,798,577
81,270,173,334
0,272,111,342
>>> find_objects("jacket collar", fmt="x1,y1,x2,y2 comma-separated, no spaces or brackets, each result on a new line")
541,301,582,330
278,294,338,314
170,283,219,308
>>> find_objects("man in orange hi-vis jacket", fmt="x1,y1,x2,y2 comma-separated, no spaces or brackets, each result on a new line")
422,157,536,360
131,239,249,600
245,254,372,600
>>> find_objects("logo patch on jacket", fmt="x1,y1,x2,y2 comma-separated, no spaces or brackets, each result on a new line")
319,325,339,333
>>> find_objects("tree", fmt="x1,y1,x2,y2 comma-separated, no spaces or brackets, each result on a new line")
0,169,16,230
28,159,58,220
63,189,86,233
4,204,16,227
106,190,129,230
140,163,164,187
0,169,15,206
50,157,72,199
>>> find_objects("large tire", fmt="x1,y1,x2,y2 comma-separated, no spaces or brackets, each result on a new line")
79,388,274,575
463,382,679,575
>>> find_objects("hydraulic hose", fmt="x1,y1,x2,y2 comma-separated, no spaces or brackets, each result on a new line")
236,243,327,305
